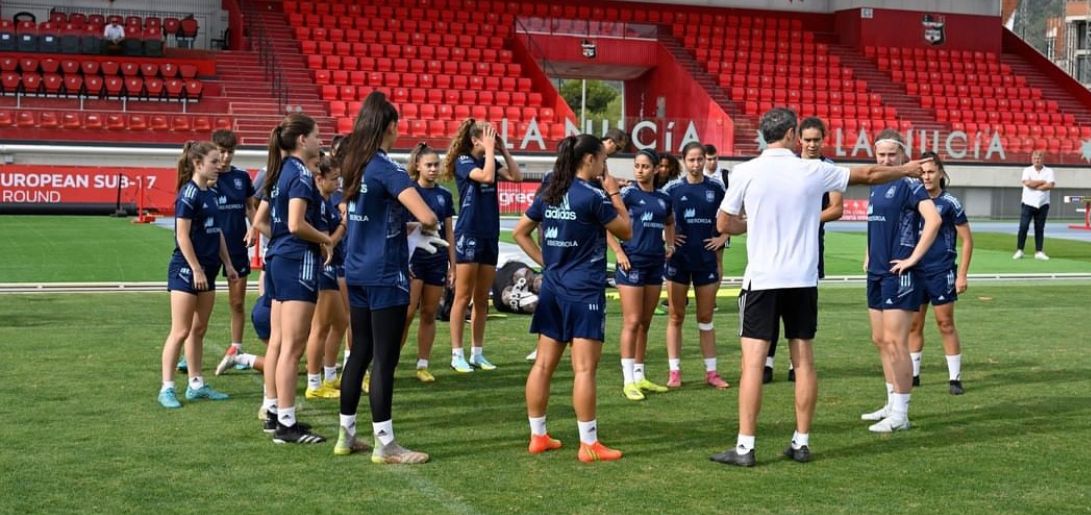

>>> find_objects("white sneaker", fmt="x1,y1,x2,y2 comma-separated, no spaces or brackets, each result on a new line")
868,416,911,433
861,405,890,421
1035,251,1050,260
525,349,538,361
1012,250,1024,260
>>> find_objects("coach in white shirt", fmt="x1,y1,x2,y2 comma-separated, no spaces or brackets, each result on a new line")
1014,150,1055,260
708,108,931,468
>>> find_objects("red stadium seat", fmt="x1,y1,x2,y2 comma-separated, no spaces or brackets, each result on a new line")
172,116,191,131
185,80,203,99
179,65,198,79
193,116,212,131
15,110,37,128
148,115,170,131
43,74,63,96
104,77,124,98
125,77,144,97
128,114,148,131
106,114,126,130
61,112,81,129
38,111,59,129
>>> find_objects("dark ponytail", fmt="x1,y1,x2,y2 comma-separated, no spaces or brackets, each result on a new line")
406,142,437,180
340,91,400,200
920,150,948,189
263,113,318,199
176,140,217,191
541,134,603,206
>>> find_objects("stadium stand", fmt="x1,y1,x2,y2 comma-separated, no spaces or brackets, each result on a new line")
2,0,1091,159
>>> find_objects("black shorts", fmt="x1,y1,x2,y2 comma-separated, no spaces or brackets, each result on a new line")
738,287,818,342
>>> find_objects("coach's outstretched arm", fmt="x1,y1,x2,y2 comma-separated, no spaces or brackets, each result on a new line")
847,157,931,185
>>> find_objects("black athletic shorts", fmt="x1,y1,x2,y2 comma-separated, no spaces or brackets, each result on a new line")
737,287,818,342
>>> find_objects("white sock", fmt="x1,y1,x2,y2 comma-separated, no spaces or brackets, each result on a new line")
373,420,394,446
891,393,911,419
529,416,547,436
704,357,717,373
261,397,276,413
307,373,321,390
577,419,598,445
237,353,257,367
189,376,204,390
668,358,680,372
417,359,429,370
621,358,635,385
340,414,357,437
789,362,794,371
161,381,175,392
911,352,922,377
633,363,646,382
765,356,775,368
946,354,962,381
792,431,809,450
230,342,242,351
324,366,338,382
452,347,465,360
736,434,755,454
885,383,895,408
342,351,351,369
278,406,296,427
471,346,484,359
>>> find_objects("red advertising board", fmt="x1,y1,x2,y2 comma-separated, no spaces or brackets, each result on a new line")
497,181,540,215
0,165,179,213
842,199,868,221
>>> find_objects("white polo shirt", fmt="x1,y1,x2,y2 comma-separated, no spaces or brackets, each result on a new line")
1021,165,1054,208
720,148,849,291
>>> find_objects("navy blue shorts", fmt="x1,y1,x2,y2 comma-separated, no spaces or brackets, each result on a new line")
867,272,924,311
455,234,499,266
615,263,664,287
222,252,251,278
251,299,271,341
411,258,449,286
919,268,957,306
664,263,719,287
348,284,410,310
266,252,319,303
319,264,343,291
167,259,218,294
529,286,606,343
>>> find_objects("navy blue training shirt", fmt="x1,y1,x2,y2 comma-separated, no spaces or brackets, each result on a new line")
267,156,322,260
619,185,672,268
411,184,455,266
918,191,967,274
867,178,931,276
525,178,618,302
454,153,503,239
174,181,222,266
343,150,416,287
663,177,725,271
213,166,255,256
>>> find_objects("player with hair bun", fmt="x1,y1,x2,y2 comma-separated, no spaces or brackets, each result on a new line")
401,142,457,383
608,148,674,401
662,141,731,390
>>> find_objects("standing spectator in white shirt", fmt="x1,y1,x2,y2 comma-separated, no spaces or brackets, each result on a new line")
1014,150,1055,260
709,108,930,467
702,144,727,188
